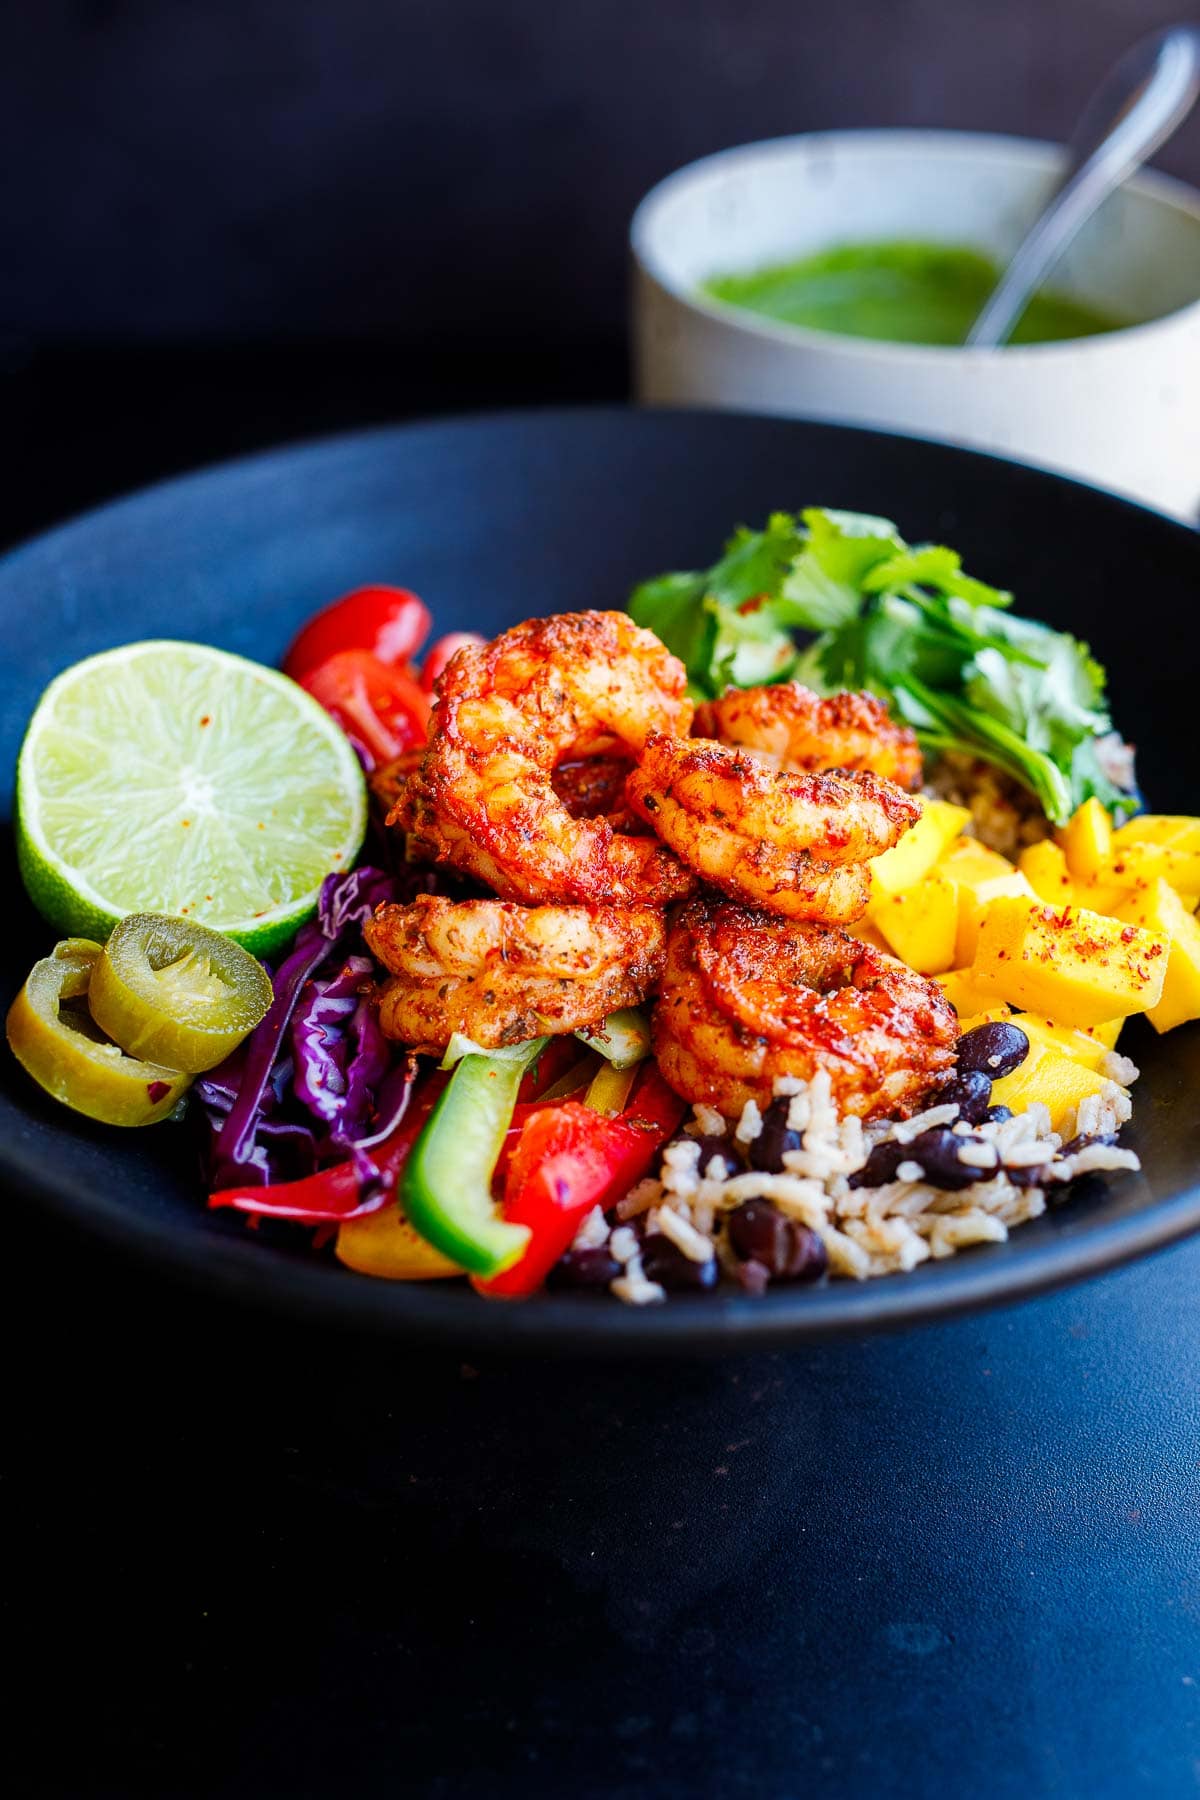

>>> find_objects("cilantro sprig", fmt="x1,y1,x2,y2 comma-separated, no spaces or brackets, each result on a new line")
628,507,1131,826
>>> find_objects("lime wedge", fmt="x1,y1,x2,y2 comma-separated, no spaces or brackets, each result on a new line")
16,640,367,958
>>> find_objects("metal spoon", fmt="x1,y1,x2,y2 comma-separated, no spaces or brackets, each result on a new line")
966,24,1200,349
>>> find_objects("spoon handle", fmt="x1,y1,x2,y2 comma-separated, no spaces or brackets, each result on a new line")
966,25,1200,349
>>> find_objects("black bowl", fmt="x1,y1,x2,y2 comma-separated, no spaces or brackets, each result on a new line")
1,407,1197,1350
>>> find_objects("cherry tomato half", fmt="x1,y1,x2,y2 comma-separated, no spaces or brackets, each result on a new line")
420,631,486,694
283,586,432,680
299,650,430,768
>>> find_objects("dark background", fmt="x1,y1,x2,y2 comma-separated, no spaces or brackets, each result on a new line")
5,7,1200,1798
5,0,1200,545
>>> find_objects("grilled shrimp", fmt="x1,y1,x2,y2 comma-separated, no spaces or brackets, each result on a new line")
625,734,919,922
397,613,695,905
694,684,923,790
366,895,666,1053
653,898,958,1119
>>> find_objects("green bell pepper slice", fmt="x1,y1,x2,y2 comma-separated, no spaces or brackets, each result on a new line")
399,1038,548,1277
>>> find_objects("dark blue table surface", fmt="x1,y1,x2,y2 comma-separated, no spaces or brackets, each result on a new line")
4,351,1198,1799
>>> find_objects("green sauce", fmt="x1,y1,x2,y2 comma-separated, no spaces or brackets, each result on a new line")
702,240,1127,346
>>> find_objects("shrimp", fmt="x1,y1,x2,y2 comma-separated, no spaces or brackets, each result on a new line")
694,683,923,790
396,613,695,905
366,894,666,1053
625,734,919,922
653,897,958,1119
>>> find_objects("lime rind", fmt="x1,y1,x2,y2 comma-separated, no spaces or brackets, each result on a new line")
16,640,367,958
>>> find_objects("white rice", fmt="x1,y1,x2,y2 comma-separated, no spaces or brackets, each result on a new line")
600,1062,1141,1304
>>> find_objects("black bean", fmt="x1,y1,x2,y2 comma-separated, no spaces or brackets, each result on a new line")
1058,1131,1119,1159
689,1133,743,1178
726,1200,828,1282
732,1257,771,1297
857,1125,991,1192
747,1096,805,1172
848,1138,909,1189
548,1248,622,1289
982,1105,1013,1124
956,1021,1029,1079
938,1067,993,1124
640,1235,720,1292
1004,1162,1052,1189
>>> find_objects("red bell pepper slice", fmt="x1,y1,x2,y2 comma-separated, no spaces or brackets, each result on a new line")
475,1066,686,1299
283,585,432,680
209,1072,446,1223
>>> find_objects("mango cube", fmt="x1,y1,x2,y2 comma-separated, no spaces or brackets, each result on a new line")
971,895,1168,1028
1114,877,1200,1033
990,1042,1119,1136
867,800,971,906
1114,814,1200,853
934,968,1008,1019
956,1004,1016,1032
937,837,1015,886
843,917,891,953
954,870,1035,968
873,875,959,974
1013,1014,1114,1074
1058,797,1113,883
1103,839,1200,898
1018,840,1078,910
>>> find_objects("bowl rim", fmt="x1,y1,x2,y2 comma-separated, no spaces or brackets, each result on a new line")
3,404,1200,1354
630,126,1200,361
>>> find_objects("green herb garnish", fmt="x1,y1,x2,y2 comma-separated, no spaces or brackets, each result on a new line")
628,507,1130,826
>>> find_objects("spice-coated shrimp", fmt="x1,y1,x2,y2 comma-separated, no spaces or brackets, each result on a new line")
653,897,958,1119
366,894,667,1054
396,613,695,904
625,734,919,921
694,684,923,790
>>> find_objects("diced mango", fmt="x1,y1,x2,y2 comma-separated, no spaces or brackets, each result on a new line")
1018,839,1079,909
937,837,1015,885
990,1042,1119,1136
1013,1013,1113,1074
954,870,1035,968
1058,797,1113,883
1102,839,1200,897
873,875,959,974
972,895,1168,1028
1114,877,1200,1033
867,800,972,905
843,917,891,953
934,968,1007,1019
1114,814,1200,853
1089,1018,1125,1051
956,1004,1016,1032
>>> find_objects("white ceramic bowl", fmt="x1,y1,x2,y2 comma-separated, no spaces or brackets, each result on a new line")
632,130,1200,518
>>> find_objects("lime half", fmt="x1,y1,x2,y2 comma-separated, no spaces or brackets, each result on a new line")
16,640,367,958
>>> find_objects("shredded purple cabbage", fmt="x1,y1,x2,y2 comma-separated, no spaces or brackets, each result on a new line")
203,866,406,1191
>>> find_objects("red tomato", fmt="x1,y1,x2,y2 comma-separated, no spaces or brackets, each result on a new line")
420,631,486,693
299,650,430,768
284,586,432,680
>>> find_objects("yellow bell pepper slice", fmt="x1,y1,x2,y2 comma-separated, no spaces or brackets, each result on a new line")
336,1203,463,1280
